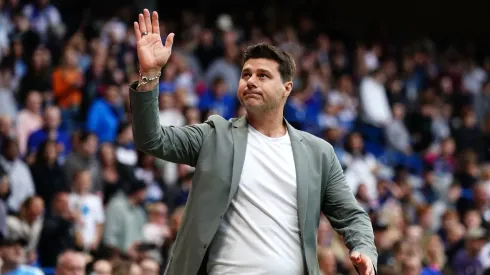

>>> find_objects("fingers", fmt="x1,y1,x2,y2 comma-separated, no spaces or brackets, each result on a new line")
152,11,160,35
349,251,361,264
138,13,147,35
165,33,175,49
144,9,152,34
350,253,374,275
133,22,141,41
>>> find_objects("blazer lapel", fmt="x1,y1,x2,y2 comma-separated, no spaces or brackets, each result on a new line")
287,122,308,236
228,116,248,206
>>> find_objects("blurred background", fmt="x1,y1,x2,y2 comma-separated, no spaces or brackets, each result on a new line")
0,0,490,274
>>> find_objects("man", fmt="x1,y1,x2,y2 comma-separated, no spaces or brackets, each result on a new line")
91,259,112,275
38,192,78,267
26,106,71,161
103,180,147,252
0,233,43,275
130,9,377,275
63,132,101,193
55,251,86,275
140,257,160,275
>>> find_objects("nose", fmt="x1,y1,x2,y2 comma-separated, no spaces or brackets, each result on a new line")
246,76,258,89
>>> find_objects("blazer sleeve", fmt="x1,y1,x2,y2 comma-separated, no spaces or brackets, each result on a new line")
129,81,213,167
321,144,378,273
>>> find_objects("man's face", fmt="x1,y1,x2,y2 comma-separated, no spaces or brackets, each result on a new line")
44,107,61,130
92,260,112,275
237,58,292,113
57,256,85,275
0,244,24,266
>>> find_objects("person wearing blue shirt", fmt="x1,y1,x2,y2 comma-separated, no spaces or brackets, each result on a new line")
0,234,43,275
86,84,124,143
199,77,235,120
26,106,71,161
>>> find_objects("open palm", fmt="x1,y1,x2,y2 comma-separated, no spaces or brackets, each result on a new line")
133,9,174,74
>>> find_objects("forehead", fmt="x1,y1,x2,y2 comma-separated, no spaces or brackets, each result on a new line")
242,58,279,73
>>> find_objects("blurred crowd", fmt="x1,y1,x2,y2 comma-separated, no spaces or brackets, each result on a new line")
1,0,490,274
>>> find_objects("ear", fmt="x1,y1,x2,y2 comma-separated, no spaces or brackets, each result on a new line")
283,81,293,97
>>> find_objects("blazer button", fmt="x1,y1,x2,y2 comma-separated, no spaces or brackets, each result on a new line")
220,215,223,219
204,245,207,249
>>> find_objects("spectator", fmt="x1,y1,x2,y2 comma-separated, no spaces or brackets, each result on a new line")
0,233,43,275
15,90,43,156
198,77,235,119
475,81,490,125
17,47,49,108
86,85,124,143
29,140,68,207
0,137,35,213
453,227,487,275
99,143,125,205
52,46,84,130
38,192,77,267
0,116,12,153
22,0,64,42
359,68,392,127
5,196,44,264
92,259,112,275
317,247,342,275
385,103,411,155
55,251,87,275
103,180,147,252
114,122,137,167
63,132,101,193
134,152,164,203
139,257,160,275
26,106,71,162
454,110,486,161
343,132,379,200
69,169,105,253
0,66,17,122
205,44,240,96
112,260,141,275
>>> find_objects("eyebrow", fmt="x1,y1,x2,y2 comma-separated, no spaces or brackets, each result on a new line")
241,68,272,75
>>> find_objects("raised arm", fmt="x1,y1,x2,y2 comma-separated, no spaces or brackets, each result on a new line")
321,144,377,275
130,9,212,166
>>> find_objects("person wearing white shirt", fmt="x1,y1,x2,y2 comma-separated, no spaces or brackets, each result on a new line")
359,69,392,127
69,169,104,252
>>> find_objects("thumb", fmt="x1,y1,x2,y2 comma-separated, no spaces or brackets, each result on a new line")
350,251,362,264
165,33,175,49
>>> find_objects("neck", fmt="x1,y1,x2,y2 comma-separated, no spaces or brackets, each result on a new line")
77,190,88,196
46,159,56,166
128,196,138,205
246,109,286,137
1,263,17,274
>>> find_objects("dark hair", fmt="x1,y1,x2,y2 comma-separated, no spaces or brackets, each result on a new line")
79,131,96,144
242,43,296,82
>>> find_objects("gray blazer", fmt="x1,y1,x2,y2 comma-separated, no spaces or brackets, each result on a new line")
129,82,377,275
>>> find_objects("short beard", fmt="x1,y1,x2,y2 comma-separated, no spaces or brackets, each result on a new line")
240,98,282,114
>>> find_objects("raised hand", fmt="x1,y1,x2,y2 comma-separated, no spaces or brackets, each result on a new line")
133,9,174,77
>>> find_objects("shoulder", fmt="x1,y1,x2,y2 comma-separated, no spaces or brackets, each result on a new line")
18,265,44,275
204,114,235,129
296,129,334,154
29,129,44,138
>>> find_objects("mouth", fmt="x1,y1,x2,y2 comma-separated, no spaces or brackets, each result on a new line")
244,91,262,97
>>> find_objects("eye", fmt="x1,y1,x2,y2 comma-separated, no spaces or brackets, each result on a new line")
258,74,268,79
242,72,251,79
